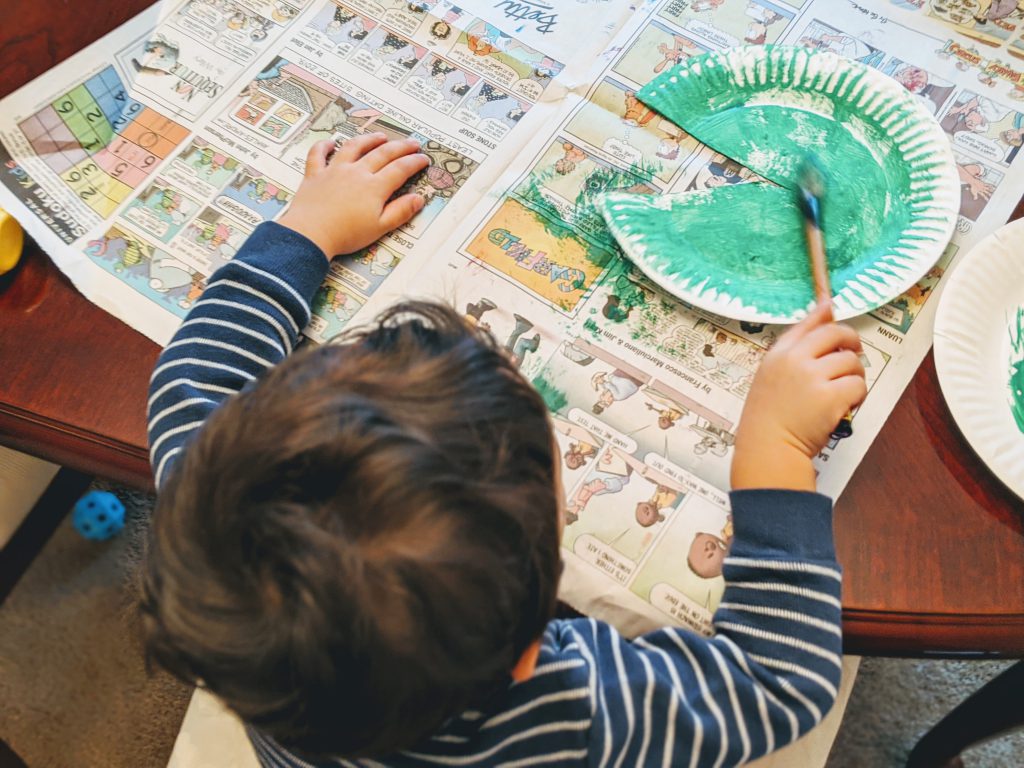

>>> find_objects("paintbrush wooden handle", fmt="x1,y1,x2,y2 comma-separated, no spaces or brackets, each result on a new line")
803,219,832,310
802,219,853,438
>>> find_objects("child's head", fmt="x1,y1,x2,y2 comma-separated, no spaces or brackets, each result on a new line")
140,302,562,758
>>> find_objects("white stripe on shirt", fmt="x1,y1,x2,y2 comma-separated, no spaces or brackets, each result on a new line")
726,558,841,582
231,259,314,324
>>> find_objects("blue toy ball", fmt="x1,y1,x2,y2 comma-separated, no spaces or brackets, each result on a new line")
72,490,126,541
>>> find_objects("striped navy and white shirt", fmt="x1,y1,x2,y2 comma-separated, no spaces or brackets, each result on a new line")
149,222,844,768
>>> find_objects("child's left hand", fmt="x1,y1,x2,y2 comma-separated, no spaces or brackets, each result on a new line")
278,134,430,259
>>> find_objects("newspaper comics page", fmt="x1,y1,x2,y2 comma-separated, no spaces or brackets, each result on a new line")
391,0,1024,635
0,0,632,343
2,0,1024,636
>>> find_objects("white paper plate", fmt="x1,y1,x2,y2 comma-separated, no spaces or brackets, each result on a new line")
598,45,960,323
934,219,1024,499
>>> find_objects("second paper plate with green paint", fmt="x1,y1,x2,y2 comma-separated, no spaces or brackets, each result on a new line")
596,45,960,324
934,219,1024,500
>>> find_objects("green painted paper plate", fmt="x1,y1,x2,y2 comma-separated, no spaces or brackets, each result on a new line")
596,45,960,323
934,219,1024,500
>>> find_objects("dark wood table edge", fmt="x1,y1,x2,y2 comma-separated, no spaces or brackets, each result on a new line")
4,404,1024,656
0,406,152,490
843,609,1024,657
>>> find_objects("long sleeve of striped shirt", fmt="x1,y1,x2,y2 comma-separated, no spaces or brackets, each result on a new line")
149,222,844,768
147,221,328,487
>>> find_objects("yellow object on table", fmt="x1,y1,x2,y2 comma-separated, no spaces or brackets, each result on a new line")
0,207,24,275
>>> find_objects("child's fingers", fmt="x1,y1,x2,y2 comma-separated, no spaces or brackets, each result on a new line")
377,152,431,192
379,192,426,231
361,138,422,172
775,300,833,348
800,321,862,358
817,349,865,381
333,132,388,163
833,374,868,409
305,140,337,176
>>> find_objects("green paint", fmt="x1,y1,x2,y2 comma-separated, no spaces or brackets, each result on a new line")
532,373,568,413
514,155,661,270
600,185,818,316
597,46,954,320
1010,306,1024,434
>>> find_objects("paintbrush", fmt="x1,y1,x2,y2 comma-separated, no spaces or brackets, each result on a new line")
796,156,854,440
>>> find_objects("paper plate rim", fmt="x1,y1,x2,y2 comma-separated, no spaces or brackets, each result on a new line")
601,44,960,325
933,218,1024,500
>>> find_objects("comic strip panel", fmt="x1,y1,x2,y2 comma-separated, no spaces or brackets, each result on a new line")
564,77,696,184
463,197,617,315
305,239,409,343
169,137,243,190
306,276,368,342
955,152,1004,223
531,336,738,490
122,179,203,243
175,206,254,271
350,27,428,86
220,57,478,236
870,243,959,333
880,56,957,115
586,267,768,401
512,139,658,251
461,294,559,379
174,0,281,64
343,0,435,38
794,19,887,68
301,2,380,58
446,18,564,101
85,225,205,317
940,90,1024,166
118,28,244,121
562,446,688,586
630,492,731,632
402,55,481,115
611,22,710,88
922,0,1024,46
552,416,609,500
155,136,294,229
450,81,530,141
658,0,795,49
330,241,404,298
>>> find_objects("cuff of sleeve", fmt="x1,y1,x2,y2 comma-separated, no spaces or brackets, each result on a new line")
236,221,330,305
728,489,836,562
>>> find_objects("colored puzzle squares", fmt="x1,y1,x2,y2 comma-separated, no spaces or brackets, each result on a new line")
17,66,188,218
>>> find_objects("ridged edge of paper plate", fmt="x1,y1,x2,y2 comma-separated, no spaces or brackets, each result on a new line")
934,219,1024,499
600,45,960,324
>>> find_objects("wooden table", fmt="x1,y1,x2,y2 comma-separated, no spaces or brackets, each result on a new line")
2,0,1022,657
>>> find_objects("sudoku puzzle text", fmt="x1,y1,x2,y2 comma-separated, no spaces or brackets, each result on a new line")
17,66,189,217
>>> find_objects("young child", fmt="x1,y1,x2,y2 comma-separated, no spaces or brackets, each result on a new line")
142,135,867,766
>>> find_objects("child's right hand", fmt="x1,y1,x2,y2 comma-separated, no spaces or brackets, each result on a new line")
278,134,430,259
731,301,867,492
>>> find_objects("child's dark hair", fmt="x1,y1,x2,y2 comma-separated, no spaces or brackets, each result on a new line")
139,301,561,758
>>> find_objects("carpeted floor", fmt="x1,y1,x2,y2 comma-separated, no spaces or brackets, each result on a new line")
1,483,1022,767
0,482,192,768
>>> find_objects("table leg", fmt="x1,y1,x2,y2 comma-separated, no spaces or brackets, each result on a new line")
0,737,30,768
0,467,92,604
906,661,1024,768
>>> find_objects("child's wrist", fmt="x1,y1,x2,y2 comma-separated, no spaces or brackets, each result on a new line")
731,438,816,492
276,212,335,262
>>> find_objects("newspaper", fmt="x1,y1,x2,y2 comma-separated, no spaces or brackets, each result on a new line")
2,0,1023,636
